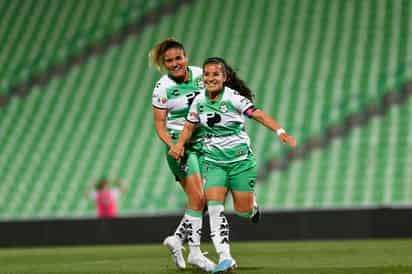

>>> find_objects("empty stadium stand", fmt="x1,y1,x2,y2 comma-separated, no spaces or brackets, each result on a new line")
0,0,411,219
0,0,171,94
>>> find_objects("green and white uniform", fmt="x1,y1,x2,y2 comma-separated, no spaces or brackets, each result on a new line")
187,86,257,192
152,66,203,179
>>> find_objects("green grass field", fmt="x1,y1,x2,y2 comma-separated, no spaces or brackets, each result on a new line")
1,239,411,274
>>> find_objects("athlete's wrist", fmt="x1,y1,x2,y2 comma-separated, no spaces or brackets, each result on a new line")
176,141,185,148
275,128,286,136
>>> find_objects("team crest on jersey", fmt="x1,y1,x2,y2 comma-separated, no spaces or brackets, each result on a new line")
195,77,204,88
219,102,228,113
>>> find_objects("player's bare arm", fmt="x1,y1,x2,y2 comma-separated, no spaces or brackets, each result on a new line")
168,121,196,160
250,109,297,147
153,107,174,147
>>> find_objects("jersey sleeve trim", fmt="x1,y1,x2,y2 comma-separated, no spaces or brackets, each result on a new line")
152,104,168,110
185,118,198,124
243,106,258,118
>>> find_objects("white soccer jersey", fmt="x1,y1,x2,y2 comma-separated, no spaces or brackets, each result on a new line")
152,66,203,132
187,86,255,163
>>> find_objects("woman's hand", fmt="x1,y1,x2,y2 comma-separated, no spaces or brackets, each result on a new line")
169,143,185,160
279,133,297,148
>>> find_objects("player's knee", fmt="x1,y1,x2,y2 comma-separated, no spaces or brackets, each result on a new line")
234,210,253,219
234,205,254,219
234,204,253,215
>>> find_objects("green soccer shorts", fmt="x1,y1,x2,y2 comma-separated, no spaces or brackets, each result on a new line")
201,153,257,192
166,148,201,180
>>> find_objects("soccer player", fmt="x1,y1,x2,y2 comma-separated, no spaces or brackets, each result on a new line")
149,39,215,272
169,57,297,273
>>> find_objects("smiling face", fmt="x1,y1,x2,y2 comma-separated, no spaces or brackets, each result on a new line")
163,47,188,81
203,63,227,93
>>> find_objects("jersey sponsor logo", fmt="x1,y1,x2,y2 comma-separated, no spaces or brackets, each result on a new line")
185,91,200,106
206,113,221,127
236,150,246,157
195,76,204,88
219,102,228,113
180,163,188,172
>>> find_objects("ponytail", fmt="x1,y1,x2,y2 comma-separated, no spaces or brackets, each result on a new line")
203,57,253,101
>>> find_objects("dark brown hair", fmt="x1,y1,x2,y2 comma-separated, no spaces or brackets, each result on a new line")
96,178,109,191
203,57,253,101
149,38,186,72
